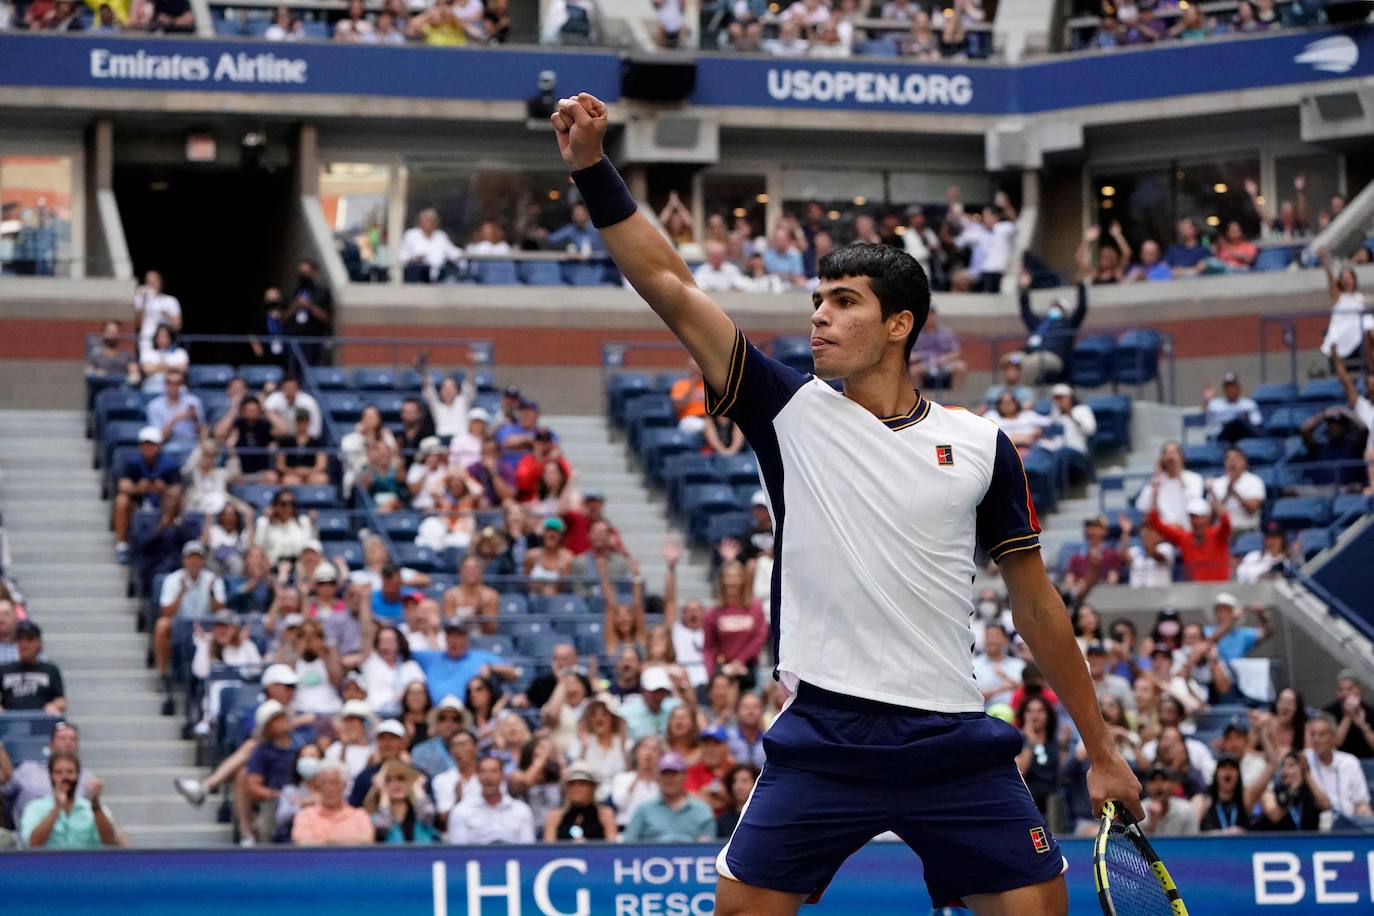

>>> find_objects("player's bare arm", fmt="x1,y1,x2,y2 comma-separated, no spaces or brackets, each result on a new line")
998,548,1144,820
551,92,736,394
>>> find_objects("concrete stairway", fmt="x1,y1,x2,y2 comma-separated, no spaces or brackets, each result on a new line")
0,409,228,847
546,414,716,602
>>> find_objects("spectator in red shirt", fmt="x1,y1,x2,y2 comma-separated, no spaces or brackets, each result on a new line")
1148,495,1233,582
513,430,571,503
684,726,735,813
1063,515,1121,604
704,562,768,690
670,359,707,435
1214,221,1258,271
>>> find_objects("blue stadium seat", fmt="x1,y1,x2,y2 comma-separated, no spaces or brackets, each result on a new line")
291,485,339,509
309,367,350,390
1020,448,1058,514
1183,442,1226,471
854,37,899,56
434,546,466,573
625,395,676,452
1111,329,1162,387
301,19,329,38
393,543,437,572
1333,494,1373,530
331,542,365,569
195,390,232,425
704,510,754,547
664,453,720,510
568,620,605,656
1295,527,1333,560
1231,530,1263,558
535,595,588,617
716,453,759,487
101,420,146,468
474,260,519,285
1253,245,1299,272
1070,336,1116,389
395,369,436,392
471,634,514,656
1055,541,1084,576
1252,383,1298,409
321,391,364,424
232,483,278,509
94,389,147,440
213,16,245,35
518,260,565,285
498,593,530,617
473,509,505,531
769,336,814,375
607,373,652,427
640,427,698,483
239,365,284,389
1236,437,1285,467
353,367,397,391
0,711,61,739
315,509,355,538
379,512,421,539
1263,406,1308,437
1299,378,1346,403
515,627,564,658
563,262,607,286
1269,497,1330,531
367,393,406,423
1087,394,1131,453
188,364,235,388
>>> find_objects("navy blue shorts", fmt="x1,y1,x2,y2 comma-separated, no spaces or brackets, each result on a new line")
716,682,1066,908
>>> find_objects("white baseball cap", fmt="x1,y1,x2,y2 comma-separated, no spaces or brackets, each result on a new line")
467,407,492,424
253,699,288,737
376,719,407,739
261,663,301,687
640,666,672,692
138,425,163,445
750,490,768,508
340,699,373,721
1187,498,1212,517
1213,592,1240,608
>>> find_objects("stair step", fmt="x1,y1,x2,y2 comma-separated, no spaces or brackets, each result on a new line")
80,739,198,767
107,795,224,828
42,631,148,650
68,691,168,716
121,824,233,848
76,715,187,742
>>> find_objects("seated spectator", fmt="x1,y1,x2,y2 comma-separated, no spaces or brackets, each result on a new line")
781,0,829,31
1236,521,1295,584
395,398,436,469
276,409,328,486
400,208,462,283
685,725,734,812
190,610,263,732
620,666,685,741
1124,239,1172,284
20,753,117,849
263,4,304,38
86,320,136,384
359,626,426,719
669,359,708,435
981,353,1034,413
1016,275,1087,384
989,391,1047,452
365,759,438,844
1258,752,1327,831
1214,221,1257,270
291,760,374,845
1140,766,1199,837
241,699,300,843
441,556,500,634
523,517,574,595
255,489,316,567
1209,448,1265,535
1075,223,1130,286
523,453,579,522
693,241,746,292
715,763,760,838
1088,11,1122,48
543,763,617,841
1063,516,1121,602
1203,373,1262,445
1164,217,1211,278
906,306,966,390
1,723,98,834
1206,593,1271,665
760,225,806,289
217,394,286,484
0,619,63,714
1321,253,1374,366
1147,494,1231,582
1303,714,1373,823
134,269,182,351
1298,406,1368,490
1120,2,1165,43
495,399,543,476
1135,441,1203,529
610,736,663,829
333,0,374,40
421,361,477,441
952,192,1017,292
763,16,809,54
451,411,494,477
136,0,193,30
1088,641,1136,713
447,755,536,843
1325,670,1374,759
809,16,851,57
1116,514,1175,587
738,252,784,293
726,0,767,49
541,670,592,755
408,440,453,511
1040,383,1096,476
971,623,1023,708
705,562,767,690
622,752,715,842
541,0,597,44
414,622,516,704
204,502,249,578
1013,696,1061,817
264,376,322,439
358,439,405,511
139,324,188,396
548,203,605,255
432,729,481,828
114,427,182,562
340,405,398,492
182,439,232,516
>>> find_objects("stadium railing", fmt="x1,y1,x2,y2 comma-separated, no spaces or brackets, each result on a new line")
1258,306,1374,386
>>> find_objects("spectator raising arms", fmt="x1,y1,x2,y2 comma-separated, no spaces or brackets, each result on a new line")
1147,493,1232,582
133,269,181,351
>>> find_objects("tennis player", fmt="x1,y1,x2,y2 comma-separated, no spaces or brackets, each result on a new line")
551,92,1143,915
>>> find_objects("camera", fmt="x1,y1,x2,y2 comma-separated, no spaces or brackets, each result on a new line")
537,70,557,93
526,70,558,127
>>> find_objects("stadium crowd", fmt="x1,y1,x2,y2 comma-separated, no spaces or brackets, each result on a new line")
1072,0,1332,52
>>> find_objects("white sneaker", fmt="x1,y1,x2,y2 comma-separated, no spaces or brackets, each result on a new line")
173,777,206,806
193,720,210,737
238,834,256,848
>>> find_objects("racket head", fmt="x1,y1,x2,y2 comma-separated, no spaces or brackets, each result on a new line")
1093,800,1189,916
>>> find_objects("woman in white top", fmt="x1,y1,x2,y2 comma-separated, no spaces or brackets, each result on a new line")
1134,441,1204,529
465,220,512,256
360,625,426,718
406,438,450,511
324,703,377,792
1044,384,1097,457
415,472,481,552
340,405,399,491
139,324,189,395
1319,249,1373,362
420,366,476,439
1118,514,1176,588
190,612,264,731
609,736,663,828
254,489,317,565
206,502,252,576
990,391,1048,452
570,700,629,802
182,439,233,515
540,670,591,756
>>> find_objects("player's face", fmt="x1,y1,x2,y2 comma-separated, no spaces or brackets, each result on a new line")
810,277,905,381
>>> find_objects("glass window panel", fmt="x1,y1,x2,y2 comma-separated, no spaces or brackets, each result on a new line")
404,166,569,251
0,155,73,277
1275,153,1342,231
320,162,390,282
1091,156,1260,251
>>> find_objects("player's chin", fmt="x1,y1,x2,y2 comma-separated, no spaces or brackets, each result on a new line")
810,350,845,380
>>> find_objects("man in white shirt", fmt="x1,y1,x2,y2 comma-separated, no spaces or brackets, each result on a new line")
1208,448,1266,534
446,755,535,844
971,624,1024,708
432,730,482,831
901,207,942,282
155,540,227,682
263,376,322,439
1202,372,1262,444
1304,714,1372,823
134,269,182,350
399,208,462,283
693,241,746,293
1134,441,1204,529
1118,514,1175,588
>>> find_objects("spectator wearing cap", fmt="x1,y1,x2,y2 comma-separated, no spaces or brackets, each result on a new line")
1203,373,1263,445
498,385,523,424
566,491,624,557
685,726,735,812
1117,513,1176,588
254,489,317,567
1015,273,1088,384
465,436,517,509
414,621,516,705
450,406,491,470
360,625,426,718
291,760,374,846
113,425,182,562
1147,492,1232,582
306,563,347,617
544,762,617,841
276,407,329,487
980,353,1035,414
405,437,449,513
1236,521,1295,584
242,699,299,844
1208,449,1266,536
513,428,570,504
264,376,323,439
971,623,1024,709
324,700,378,791
620,666,684,741
432,729,481,829
1204,593,1272,666
1304,713,1373,824
1217,721,1269,796
153,540,226,682
0,620,61,715
622,751,715,842
346,719,412,808
0,723,96,828
1136,441,1205,530
1040,383,1097,479
1063,516,1122,604
1086,641,1135,714
363,757,438,844
145,369,204,444
19,752,118,850
447,754,536,844
524,517,575,596
415,695,470,776
495,399,545,472
1325,671,1374,759
189,610,263,734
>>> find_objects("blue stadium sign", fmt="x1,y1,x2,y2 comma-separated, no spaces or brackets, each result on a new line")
4,835,1374,914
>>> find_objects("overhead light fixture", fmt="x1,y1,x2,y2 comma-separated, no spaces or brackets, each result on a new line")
1101,186,1116,197
1206,215,1221,226
732,207,746,218
755,193,769,204
1213,182,1228,194
827,209,841,220
1101,199,1114,209
853,195,866,206
547,190,561,201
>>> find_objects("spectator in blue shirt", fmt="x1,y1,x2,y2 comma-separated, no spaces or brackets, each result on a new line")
20,753,118,850
144,370,203,443
1125,240,1173,284
547,204,605,254
114,426,182,562
414,622,517,704
371,567,408,623
1164,218,1211,277
760,226,806,289
622,752,715,842
244,699,300,844
981,353,1035,413
1204,593,1273,664
1016,272,1088,384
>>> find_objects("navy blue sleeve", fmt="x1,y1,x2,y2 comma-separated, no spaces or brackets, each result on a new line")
704,327,810,438
976,430,1042,563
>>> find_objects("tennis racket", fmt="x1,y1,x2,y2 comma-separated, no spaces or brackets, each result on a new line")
1093,800,1188,916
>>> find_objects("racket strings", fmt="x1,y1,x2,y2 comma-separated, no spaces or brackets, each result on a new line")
1103,825,1175,915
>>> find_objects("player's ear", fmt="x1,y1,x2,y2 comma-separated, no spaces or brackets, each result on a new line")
887,309,914,344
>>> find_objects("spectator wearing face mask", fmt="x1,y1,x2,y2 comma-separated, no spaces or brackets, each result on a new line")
1015,272,1087,384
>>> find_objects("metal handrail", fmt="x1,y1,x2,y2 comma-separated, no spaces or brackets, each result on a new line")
1257,306,1374,386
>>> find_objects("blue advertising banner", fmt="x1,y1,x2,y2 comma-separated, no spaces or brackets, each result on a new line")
4,835,1374,914
0,33,622,102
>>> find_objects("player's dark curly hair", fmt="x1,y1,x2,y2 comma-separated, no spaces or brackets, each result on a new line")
817,243,931,361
